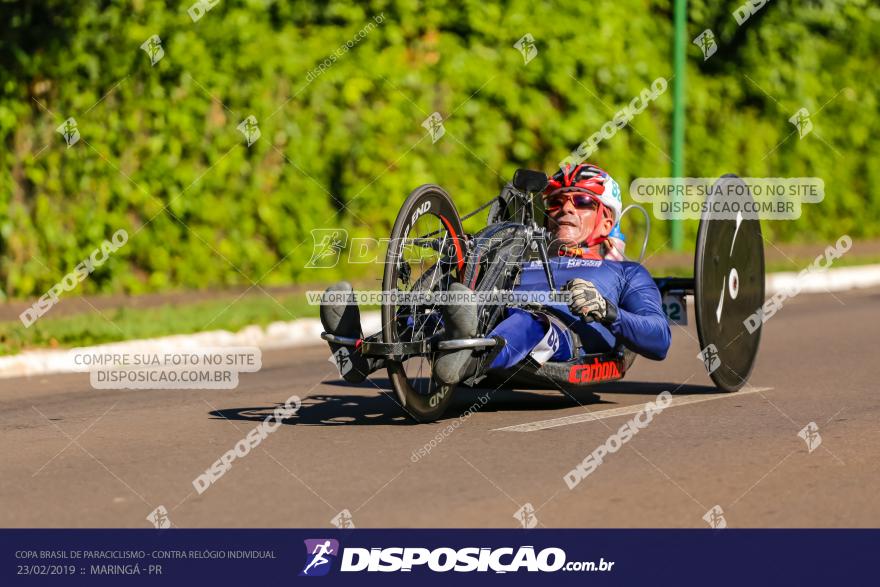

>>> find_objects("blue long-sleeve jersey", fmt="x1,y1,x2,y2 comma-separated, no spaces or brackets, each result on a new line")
513,256,671,360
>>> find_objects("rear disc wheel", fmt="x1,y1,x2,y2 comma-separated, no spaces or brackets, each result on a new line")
694,174,765,392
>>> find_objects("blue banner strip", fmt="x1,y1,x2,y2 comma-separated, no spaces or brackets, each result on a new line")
2,529,875,585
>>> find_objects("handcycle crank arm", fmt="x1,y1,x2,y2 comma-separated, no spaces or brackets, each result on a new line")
535,234,557,292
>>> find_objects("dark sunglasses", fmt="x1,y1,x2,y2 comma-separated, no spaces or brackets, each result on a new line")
543,193,598,212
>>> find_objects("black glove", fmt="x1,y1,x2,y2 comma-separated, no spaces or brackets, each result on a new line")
563,278,618,325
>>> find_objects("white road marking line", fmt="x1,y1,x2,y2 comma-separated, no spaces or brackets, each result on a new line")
492,387,773,432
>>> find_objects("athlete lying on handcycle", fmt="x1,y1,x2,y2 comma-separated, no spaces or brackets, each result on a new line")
320,163,671,387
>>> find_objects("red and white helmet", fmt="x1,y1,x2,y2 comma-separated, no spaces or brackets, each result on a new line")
544,163,623,247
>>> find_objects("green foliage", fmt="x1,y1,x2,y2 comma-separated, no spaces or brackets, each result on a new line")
1,0,878,299
0,290,329,355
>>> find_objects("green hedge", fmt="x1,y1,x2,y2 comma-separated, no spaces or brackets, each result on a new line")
1,0,878,299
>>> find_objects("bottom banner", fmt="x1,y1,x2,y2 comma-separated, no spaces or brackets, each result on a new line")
2,529,874,585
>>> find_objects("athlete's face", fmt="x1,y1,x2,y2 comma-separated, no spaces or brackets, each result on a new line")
545,192,613,247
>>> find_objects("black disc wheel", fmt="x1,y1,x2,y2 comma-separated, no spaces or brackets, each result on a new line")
694,174,765,392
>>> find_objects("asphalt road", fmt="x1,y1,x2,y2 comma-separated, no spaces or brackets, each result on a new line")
1,287,877,528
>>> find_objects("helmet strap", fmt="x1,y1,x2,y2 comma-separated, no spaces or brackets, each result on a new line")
583,202,610,248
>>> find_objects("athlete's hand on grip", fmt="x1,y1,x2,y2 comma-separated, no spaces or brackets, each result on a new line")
563,278,617,325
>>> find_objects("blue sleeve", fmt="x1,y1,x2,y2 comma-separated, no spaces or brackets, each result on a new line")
607,263,671,360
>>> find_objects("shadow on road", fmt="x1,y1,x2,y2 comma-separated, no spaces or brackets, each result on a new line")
583,381,719,395
209,377,716,427
323,376,716,396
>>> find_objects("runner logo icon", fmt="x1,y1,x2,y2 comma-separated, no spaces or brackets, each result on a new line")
300,539,340,577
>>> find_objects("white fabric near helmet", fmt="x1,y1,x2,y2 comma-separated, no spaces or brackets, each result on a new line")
597,175,623,224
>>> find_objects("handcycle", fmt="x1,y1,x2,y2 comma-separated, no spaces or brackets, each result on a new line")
322,170,764,422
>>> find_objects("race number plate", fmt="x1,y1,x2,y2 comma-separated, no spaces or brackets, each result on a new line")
662,293,687,325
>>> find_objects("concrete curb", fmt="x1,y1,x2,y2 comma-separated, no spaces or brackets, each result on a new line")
2,263,879,380
0,312,381,380
765,263,880,295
